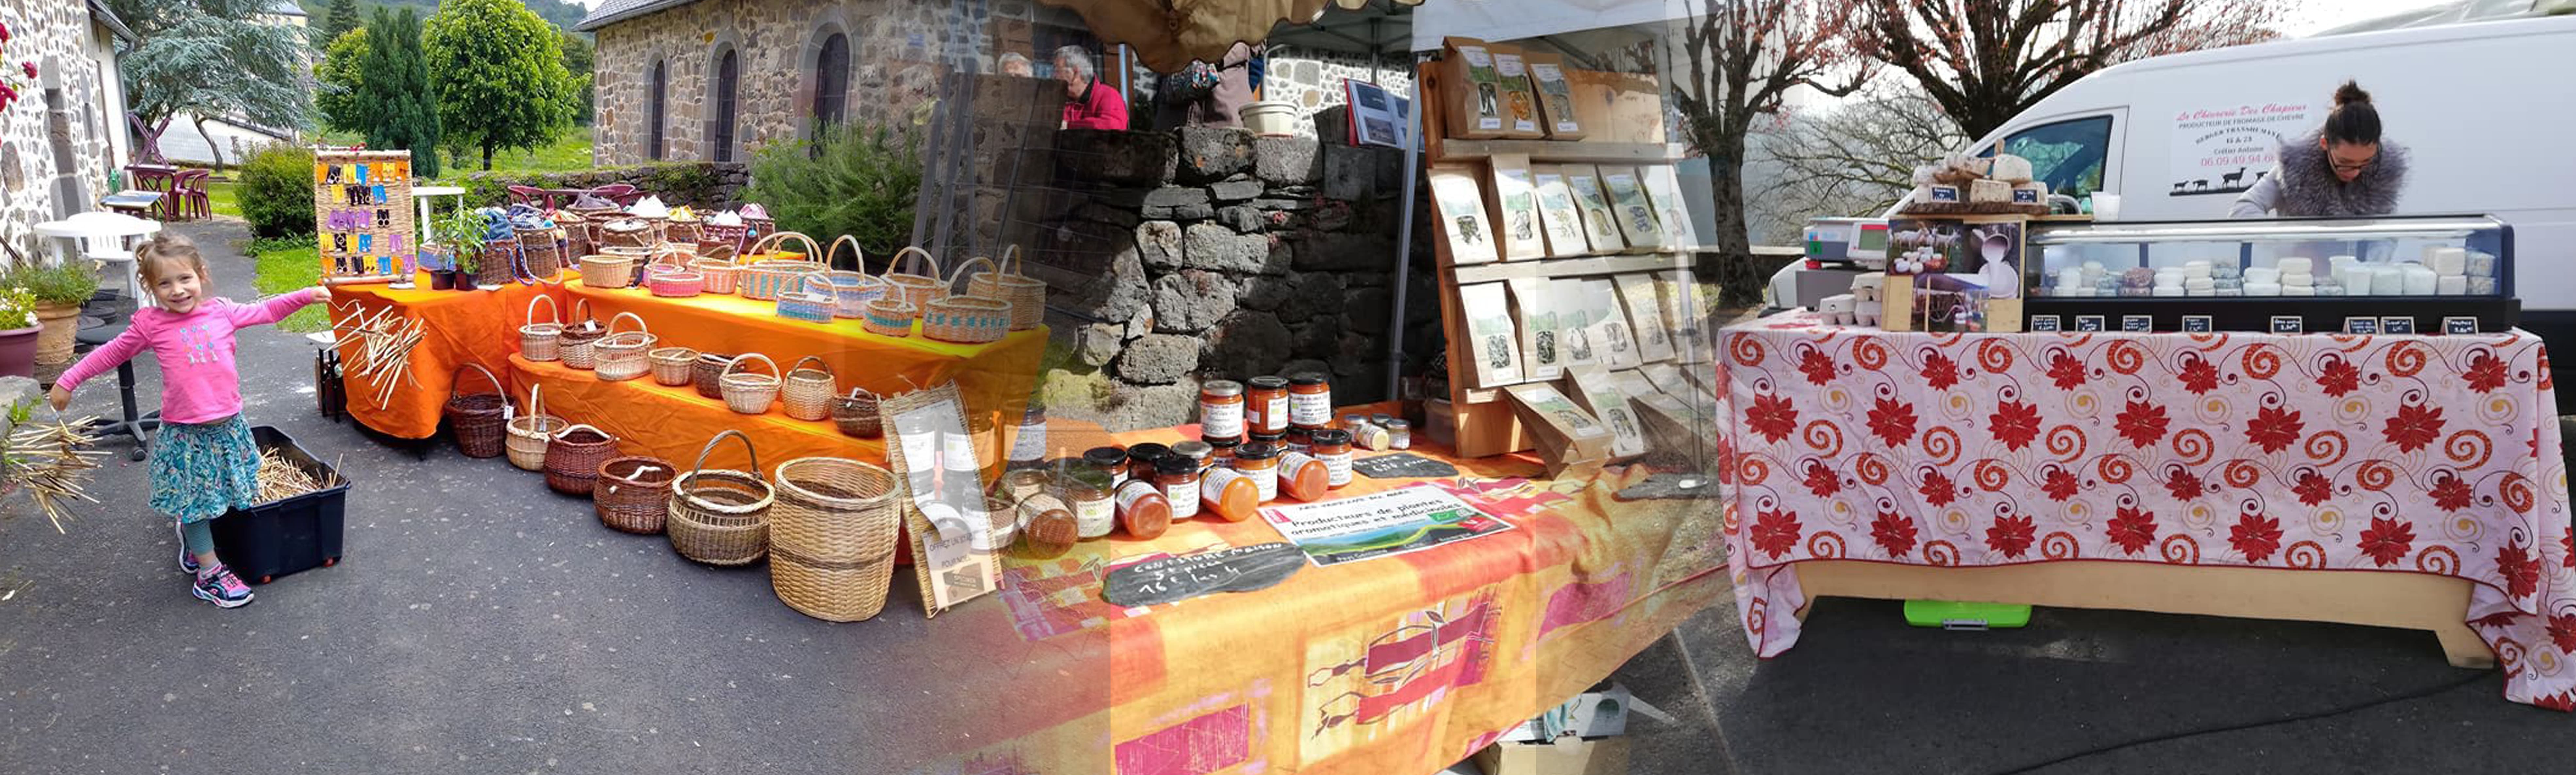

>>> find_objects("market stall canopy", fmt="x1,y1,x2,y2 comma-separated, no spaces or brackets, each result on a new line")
1406,0,1687,52
1039,0,1424,72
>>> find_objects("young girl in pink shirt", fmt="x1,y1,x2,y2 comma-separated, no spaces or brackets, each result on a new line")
50,234,330,608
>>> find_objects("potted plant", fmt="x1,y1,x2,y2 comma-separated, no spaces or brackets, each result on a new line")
419,238,456,290
0,284,42,378
439,210,485,291
4,263,100,367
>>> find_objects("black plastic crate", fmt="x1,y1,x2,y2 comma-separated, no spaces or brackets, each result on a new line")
209,426,348,584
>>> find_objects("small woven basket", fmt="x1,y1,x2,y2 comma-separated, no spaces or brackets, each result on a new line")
924,295,1011,345
544,423,620,497
781,356,837,421
648,269,704,298
968,245,1049,331
739,260,825,302
649,346,698,386
443,363,509,459
863,299,915,337
559,299,606,370
595,456,677,535
775,273,837,323
596,217,653,250
669,430,772,566
693,352,733,399
692,257,741,295
520,294,563,362
580,253,635,289
768,456,902,622
881,246,944,318
831,388,882,439
721,353,780,415
592,312,656,382
506,383,566,472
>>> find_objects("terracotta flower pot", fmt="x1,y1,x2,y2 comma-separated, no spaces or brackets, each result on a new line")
0,325,37,378
33,301,80,366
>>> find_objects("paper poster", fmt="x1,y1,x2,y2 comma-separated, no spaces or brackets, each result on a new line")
1614,273,1675,363
1459,282,1524,388
1429,165,1499,265
2167,99,2312,198
1257,484,1515,566
1507,277,1562,381
1531,167,1591,256
1487,155,1547,260
1563,165,1627,253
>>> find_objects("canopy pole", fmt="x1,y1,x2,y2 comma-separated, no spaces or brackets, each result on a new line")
1382,52,1427,403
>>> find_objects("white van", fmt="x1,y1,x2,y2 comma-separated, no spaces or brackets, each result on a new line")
1858,12,2576,398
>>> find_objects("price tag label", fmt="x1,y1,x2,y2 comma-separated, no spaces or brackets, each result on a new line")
2182,315,2214,333
2075,315,2105,332
2121,315,2153,333
2270,316,2304,334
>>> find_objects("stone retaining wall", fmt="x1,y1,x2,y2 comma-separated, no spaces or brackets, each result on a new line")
460,162,749,210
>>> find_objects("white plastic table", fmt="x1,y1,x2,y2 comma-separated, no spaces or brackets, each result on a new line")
33,212,161,301
414,185,467,244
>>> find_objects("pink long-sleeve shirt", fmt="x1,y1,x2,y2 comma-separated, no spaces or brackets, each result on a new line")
58,294,319,425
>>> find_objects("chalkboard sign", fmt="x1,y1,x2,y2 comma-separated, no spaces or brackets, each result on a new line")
2028,315,2061,332
2271,316,2304,334
2382,316,2416,335
2343,317,2380,335
1101,542,1309,607
2444,317,2479,335
2075,315,2105,332
2181,315,2213,333
1352,453,1462,479
2121,315,2152,333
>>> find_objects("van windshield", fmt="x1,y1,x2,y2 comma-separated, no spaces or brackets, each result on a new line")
1982,116,2113,199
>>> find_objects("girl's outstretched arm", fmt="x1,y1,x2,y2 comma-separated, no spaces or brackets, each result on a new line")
226,286,332,328
52,321,150,407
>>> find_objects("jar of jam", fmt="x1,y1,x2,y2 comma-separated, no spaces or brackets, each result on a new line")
1113,479,1173,540
1233,441,1281,503
1288,373,1333,430
1385,419,1412,450
1019,493,1079,559
1311,428,1354,488
1171,440,1214,474
1007,403,1049,468
1282,426,1313,455
1155,456,1203,520
1198,380,1246,444
1201,466,1261,522
1126,443,1172,483
1000,468,1052,503
1278,448,1331,501
1208,439,1239,470
1082,446,1129,487
1245,376,1291,436
1063,469,1117,539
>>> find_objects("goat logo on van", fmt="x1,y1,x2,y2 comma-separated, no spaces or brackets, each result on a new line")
2168,100,2311,197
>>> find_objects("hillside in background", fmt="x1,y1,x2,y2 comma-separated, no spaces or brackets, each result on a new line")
298,0,590,33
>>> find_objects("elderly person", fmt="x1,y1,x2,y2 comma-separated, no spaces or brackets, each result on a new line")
1056,46,1129,130
998,52,1033,78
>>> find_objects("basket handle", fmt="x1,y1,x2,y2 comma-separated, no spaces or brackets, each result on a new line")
887,246,940,280
750,231,823,263
571,297,594,327
527,382,544,417
999,244,1023,276
607,311,648,337
690,428,763,482
799,271,834,297
828,234,865,271
552,422,606,442
525,294,560,327
724,352,778,380
452,362,505,403
789,355,834,379
946,255,997,294
844,387,876,401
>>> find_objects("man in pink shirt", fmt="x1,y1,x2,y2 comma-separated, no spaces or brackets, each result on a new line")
1056,46,1129,130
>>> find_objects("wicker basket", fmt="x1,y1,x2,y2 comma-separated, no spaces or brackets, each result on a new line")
593,312,656,382
595,456,677,535
768,456,902,622
477,239,519,287
506,383,566,472
669,430,773,566
699,219,751,258
692,258,741,295
596,217,653,250
581,253,636,289
826,234,865,270
744,231,821,264
881,246,944,318
831,388,882,439
520,294,563,362
648,270,704,298
633,244,693,287
649,346,698,386
924,295,1012,345
516,225,564,278
863,299,915,337
544,423,620,497
781,356,837,421
969,245,1049,331
559,299,606,370
560,213,594,259
443,363,509,459
775,273,836,323
722,353,780,415
693,352,733,399
739,260,825,302
663,218,702,245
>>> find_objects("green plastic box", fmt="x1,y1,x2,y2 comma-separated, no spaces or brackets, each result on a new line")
1904,600,2031,629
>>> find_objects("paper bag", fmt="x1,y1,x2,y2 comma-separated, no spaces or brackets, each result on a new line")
1486,154,1548,261
1522,52,1587,140
1614,272,1676,363
1531,166,1595,256
1459,282,1524,388
1501,382,1612,478
1561,367,1646,458
1562,165,1627,254
1441,37,1509,140
1430,164,1500,265
1487,44,1548,139
1508,277,1563,381
1599,166,1666,253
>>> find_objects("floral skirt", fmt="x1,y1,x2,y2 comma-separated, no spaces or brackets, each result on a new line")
149,414,261,524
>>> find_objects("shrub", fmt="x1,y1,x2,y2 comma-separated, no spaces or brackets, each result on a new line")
239,145,317,239
2,262,100,306
744,125,921,265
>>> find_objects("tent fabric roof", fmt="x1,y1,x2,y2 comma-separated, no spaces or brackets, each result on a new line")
1407,0,1688,51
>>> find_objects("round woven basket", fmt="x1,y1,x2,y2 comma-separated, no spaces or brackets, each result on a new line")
693,352,733,399
880,246,943,318
506,383,566,472
669,430,772,566
580,253,636,289
830,388,881,439
862,299,914,337
592,312,656,382
924,295,1011,344
692,257,741,295
520,294,563,362
768,456,902,622
722,353,780,415
781,356,837,421
559,299,606,370
596,217,653,250
544,423,620,497
649,346,698,386
595,456,676,535
443,363,509,459
968,245,1049,331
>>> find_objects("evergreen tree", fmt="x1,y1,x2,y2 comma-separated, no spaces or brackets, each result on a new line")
314,27,368,133
318,0,361,48
358,7,441,178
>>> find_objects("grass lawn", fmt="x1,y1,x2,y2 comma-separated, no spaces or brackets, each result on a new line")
249,237,328,333
429,126,594,185
205,179,240,220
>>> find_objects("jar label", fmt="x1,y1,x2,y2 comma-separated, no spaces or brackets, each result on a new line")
1246,464,1279,503
1202,468,1250,506
941,434,979,471
1074,494,1116,538
1200,400,1245,439
1323,451,1353,487
1289,393,1331,426
1164,480,1201,518
1115,480,1162,512
1263,396,1290,433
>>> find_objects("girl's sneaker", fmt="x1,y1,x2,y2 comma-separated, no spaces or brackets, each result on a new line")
192,564,254,609
176,523,200,575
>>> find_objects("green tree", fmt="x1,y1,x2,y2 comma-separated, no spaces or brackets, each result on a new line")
314,26,368,133
317,0,360,48
359,7,441,178
745,125,923,262
422,0,575,170
559,31,595,125
108,0,311,167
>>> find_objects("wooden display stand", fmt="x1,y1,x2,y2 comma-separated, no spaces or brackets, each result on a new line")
1796,560,2493,668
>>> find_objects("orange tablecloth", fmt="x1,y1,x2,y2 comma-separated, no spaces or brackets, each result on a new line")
507,355,879,470
877,435,1727,773
327,278,552,439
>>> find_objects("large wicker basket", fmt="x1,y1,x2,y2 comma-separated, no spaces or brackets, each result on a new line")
650,346,698,386
516,225,564,278
443,363,509,459
596,217,653,250
743,230,819,265
506,383,566,472
668,430,772,566
595,456,676,535
476,239,519,288
592,312,656,382
968,245,1049,331
581,252,637,289
768,456,902,622
544,423,620,497
781,356,837,421
880,246,944,318
739,260,825,302
721,353,780,415
559,299,606,370
520,294,563,362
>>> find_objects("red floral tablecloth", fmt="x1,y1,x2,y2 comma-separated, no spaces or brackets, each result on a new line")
1718,313,2576,709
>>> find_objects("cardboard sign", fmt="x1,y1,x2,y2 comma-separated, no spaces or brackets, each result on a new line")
1487,44,1547,138
1508,277,1564,381
1562,165,1628,254
1502,383,1612,478
1639,165,1702,252
1521,52,1586,139
1562,367,1647,458
1530,166,1595,256
1440,37,1507,139
1486,154,1549,260
1614,272,1676,363
1459,282,1525,388
1598,167,1666,253
1429,165,1499,265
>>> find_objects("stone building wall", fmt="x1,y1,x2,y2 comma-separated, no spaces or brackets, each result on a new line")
1026,126,1440,430
1260,46,1415,141
1,2,121,262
